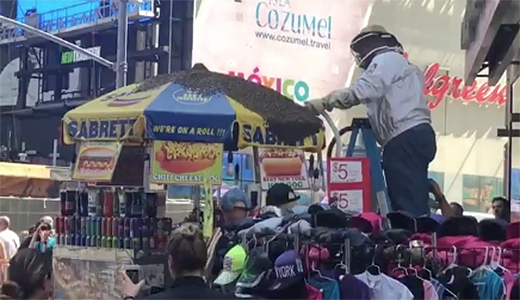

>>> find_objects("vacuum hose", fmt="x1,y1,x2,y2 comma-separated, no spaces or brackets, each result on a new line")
320,112,353,159
326,126,353,159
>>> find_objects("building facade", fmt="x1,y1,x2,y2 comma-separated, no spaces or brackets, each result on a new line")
344,0,520,213
0,0,194,164
192,0,520,213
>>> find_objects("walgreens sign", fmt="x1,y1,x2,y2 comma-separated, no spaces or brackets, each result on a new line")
423,63,506,109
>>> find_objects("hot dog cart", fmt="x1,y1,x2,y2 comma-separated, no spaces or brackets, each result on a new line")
54,65,326,299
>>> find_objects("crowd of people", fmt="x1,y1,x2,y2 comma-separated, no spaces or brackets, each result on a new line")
0,180,513,300
117,180,516,300
0,215,56,297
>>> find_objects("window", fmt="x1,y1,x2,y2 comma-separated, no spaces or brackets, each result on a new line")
462,175,504,213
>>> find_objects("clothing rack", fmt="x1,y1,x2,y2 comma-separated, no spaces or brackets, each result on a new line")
239,227,520,273
212,217,520,300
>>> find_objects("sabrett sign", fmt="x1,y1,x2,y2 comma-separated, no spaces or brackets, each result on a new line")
66,119,138,140
241,123,319,147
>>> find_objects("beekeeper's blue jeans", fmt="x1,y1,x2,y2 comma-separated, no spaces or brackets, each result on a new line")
382,123,437,217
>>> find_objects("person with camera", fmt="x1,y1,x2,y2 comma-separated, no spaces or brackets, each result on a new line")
118,223,239,300
27,217,55,253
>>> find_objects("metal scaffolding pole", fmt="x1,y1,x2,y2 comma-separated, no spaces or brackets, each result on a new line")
0,8,130,88
116,0,129,88
0,15,115,69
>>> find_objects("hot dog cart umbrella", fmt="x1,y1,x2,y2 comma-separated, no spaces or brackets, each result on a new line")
61,63,326,221
55,65,329,299
62,64,325,152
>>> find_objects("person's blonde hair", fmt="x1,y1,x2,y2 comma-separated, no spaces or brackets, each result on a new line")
167,223,206,275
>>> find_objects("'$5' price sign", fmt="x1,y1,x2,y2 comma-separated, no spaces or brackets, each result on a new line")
330,160,363,183
331,190,364,213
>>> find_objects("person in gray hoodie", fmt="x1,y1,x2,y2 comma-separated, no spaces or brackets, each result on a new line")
305,25,436,217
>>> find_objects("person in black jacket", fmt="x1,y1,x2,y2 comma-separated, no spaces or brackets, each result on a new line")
0,248,53,299
120,223,238,300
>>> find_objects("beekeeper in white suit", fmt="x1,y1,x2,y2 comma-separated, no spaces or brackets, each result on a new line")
305,25,437,217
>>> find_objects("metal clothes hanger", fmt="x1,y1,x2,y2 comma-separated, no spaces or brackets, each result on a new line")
335,239,351,275
443,245,462,285
391,245,409,276
407,244,421,278
489,246,496,267
366,244,381,275
469,246,492,286
472,246,490,276
473,245,506,293
419,246,432,280
442,246,473,284
442,245,459,272
491,246,510,273
443,282,460,299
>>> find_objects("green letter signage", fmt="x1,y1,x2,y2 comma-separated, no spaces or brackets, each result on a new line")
61,51,74,65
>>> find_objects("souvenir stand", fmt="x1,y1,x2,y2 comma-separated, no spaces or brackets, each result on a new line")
55,67,326,299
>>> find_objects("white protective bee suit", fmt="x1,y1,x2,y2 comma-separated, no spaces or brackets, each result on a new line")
306,26,437,217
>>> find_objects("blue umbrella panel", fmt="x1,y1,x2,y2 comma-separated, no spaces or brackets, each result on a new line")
144,83,237,144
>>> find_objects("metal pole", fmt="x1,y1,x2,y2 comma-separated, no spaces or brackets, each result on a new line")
168,1,174,74
52,139,58,166
0,15,115,69
505,67,514,213
116,0,129,88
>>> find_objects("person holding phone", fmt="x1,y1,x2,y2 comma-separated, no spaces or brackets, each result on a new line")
118,223,240,300
429,179,456,218
305,25,436,217
28,219,55,253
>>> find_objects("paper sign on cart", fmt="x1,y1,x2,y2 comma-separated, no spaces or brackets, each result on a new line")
327,157,371,214
151,141,223,185
329,160,363,183
329,189,364,215
73,141,122,182
258,148,309,190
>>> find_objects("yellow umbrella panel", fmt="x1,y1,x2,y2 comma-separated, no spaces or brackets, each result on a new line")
227,99,325,152
63,83,325,152
62,84,170,144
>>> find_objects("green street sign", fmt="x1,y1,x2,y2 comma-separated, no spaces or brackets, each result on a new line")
61,51,74,65
60,46,101,65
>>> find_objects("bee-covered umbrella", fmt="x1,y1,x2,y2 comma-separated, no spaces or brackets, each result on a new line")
62,64,325,152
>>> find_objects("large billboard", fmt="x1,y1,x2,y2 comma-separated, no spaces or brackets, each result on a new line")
192,0,373,142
